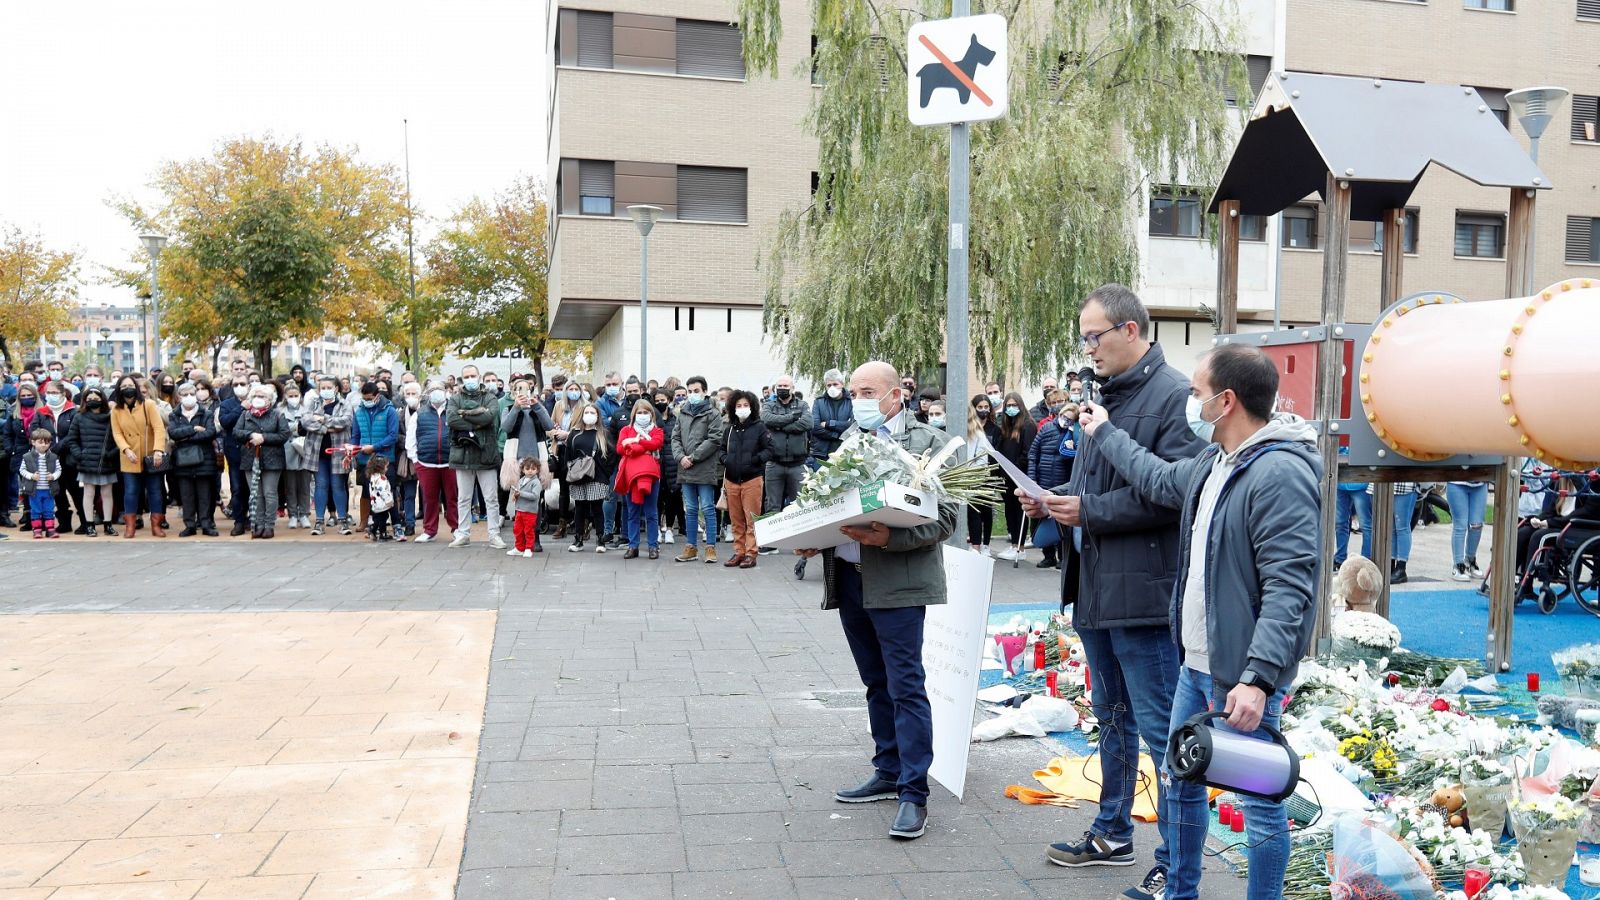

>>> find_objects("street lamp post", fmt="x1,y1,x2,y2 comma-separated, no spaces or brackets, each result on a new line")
1506,86,1569,295
98,326,112,370
626,206,663,384
138,233,169,372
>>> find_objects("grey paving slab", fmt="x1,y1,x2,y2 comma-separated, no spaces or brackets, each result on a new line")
4,538,1258,899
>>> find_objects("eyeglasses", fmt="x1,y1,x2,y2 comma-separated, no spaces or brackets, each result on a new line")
1079,321,1131,350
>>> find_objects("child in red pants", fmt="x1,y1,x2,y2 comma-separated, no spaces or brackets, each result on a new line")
509,456,543,557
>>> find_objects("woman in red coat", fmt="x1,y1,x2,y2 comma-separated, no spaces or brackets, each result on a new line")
615,399,664,559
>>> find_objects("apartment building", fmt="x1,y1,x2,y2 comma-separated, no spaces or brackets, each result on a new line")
544,0,1598,386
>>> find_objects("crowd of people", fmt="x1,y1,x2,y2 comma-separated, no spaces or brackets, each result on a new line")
0,356,1087,559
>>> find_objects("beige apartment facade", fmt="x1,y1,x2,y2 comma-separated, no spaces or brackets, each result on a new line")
545,0,1600,389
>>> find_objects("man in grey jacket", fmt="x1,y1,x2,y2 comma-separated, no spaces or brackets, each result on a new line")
1078,343,1321,900
760,374,813,553
1022,285,1206,900
671,375,726,564
796,361,958,842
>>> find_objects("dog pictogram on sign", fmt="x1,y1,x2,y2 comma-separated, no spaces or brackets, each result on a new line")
906,14,1008,126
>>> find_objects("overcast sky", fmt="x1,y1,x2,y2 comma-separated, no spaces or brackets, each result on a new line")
0,0,548,308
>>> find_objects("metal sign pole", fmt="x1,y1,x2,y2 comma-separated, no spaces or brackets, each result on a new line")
947,119,969,437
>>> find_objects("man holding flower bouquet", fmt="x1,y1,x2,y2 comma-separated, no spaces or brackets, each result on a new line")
794,360,959,841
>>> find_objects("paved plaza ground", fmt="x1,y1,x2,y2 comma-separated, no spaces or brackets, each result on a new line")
0,520,1481,898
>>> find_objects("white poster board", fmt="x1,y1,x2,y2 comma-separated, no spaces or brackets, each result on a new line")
923,545,996,798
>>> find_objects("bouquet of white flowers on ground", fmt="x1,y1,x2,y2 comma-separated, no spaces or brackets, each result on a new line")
793,430,1003,511
1331,611,1402,668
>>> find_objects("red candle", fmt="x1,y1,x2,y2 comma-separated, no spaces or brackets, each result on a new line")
1034,640,1047,671
1230,810,1245,833
1045,670,1059,697
1218,802,1233,823
1463,866,1490,898
1527,672,1541,692
1085,667,1092,694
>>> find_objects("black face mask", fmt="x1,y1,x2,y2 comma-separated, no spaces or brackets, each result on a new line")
654,401,668,413
119,387,137,400
775,389,792,401
85,399,104,411
161,384,175,394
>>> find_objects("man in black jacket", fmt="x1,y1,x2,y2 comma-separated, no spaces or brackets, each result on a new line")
1021,284,1206,900
759,374,813,554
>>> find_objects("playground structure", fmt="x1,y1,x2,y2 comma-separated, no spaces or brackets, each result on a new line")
1208,72,1600,669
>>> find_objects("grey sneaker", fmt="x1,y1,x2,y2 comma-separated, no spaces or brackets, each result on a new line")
1121,866,1167,899
448,534,470,548
1046,831,1135,868
488,534,507,550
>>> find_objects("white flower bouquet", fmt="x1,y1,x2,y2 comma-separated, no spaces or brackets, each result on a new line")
1509,795,1585,887
1331,611,1402,668
1552,643,1600,698
794,431,1002,510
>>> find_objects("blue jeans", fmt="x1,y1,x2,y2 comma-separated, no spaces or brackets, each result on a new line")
603,494,622,537
1164,667,1289,900
397,477,418,534
1334,487,1371,564
28,489,56,522
626,479,661,550
682,483,717,548
1446,482,1489,566
1393,492,1417,560
121,472,163,519
315,458,349,523
1076,625,1181,869
836,565,932,805
5,456,21,517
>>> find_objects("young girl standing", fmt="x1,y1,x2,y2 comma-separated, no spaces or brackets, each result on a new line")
510,456,543,557
366,455,395,541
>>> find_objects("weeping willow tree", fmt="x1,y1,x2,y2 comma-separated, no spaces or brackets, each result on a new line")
738,0,1246,380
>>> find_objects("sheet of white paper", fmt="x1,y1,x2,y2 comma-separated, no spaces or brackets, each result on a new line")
979,436,1047,500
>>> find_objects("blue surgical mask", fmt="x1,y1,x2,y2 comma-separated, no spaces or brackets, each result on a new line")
463,378,480,392
566,389,580,402
319,388,335,400
85,376,101,388
362,398,377,409
1186,393,1223,443
853,398,886,432
929,416,946,429
1004,406,1020,418
605,385,620,398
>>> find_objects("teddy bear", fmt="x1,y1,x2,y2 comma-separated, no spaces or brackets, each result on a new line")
1429,784,1469,829
1333,556,1384,615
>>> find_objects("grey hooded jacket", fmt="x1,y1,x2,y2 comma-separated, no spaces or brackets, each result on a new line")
670,401,726,486
1093,413,1323,692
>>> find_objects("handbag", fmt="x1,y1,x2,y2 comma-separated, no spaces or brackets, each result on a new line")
1032,516,1062,549
565,455,595,484
143,452,172,473
175,442,206,469
500,437,521,491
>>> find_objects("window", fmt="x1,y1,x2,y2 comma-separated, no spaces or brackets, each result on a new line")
1240,214,1267,242
1464,0,1513,9
1455,213,1506,258
1474,87,1510,129
1566,216,1600,263
575,10,613,69
676,19,745,79
1349,210,1420,253
1574,95,1599,142
810,35,821,85
1149,189,1202,238
677,166,747,223
1210,54,1270,107
578,160,614,216
1282,204,1318,249
1582,0,1600,20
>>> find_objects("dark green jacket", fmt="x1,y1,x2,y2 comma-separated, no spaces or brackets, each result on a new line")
820,419,959,610
446,387,502,470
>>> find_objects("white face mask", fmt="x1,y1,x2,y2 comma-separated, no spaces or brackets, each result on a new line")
1185,392,1223,442
634,414,652,429
181,396,198,410
429,390,447,407
250,397,269,410
582,410,598,425
826,385,843,399
405,395,420,410
233,385,248,398
735,407,751,420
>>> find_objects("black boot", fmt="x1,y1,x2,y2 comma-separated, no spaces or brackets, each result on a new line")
1390,560,1408,585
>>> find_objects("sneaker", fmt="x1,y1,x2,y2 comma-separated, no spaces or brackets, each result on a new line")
979,545,993,557
1036,557,1057,569
703,547,718,565
722,527,733,542
1468,559,1482,578
662,528,675,545
996,547,1020,561
489,535,508,550
415,533,433,543
448,534,470,548
506,548,520,557
1451,563,1473,582
568,542,584,552
1046,831,1135,868
675,546,699,563
338,520,353,535
522,549,533,558
595,543,608,554
310,520,325,536
394,532,407,543
758,546,780,556
1121,866,1167,900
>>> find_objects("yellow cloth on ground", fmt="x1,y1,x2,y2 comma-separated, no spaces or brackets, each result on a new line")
1010,754,1161,822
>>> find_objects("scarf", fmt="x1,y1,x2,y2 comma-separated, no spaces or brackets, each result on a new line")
250,404,270,418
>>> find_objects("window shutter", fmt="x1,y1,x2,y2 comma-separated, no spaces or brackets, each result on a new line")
578,160,614,214
677,167,747,223
870,35,892,89
1246,55,1272,102
1580,0,1600,20
1567,216,1598,263
576,11,614,68
1571,95,1598,142
676,20,745,79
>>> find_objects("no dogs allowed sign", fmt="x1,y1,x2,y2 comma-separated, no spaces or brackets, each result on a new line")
906,14,1009,126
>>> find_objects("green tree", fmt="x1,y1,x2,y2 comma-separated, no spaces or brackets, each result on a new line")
738,0,1245,380
427,177,565,384
64,347,102,375
110,136,410,375
0,225,79,371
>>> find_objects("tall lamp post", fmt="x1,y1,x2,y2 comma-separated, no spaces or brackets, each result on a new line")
1505,86,1569,296
138,233,169,372
626,205,663,384
98,326,112,370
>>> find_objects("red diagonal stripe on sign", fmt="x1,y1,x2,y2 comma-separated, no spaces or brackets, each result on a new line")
918,33,994,107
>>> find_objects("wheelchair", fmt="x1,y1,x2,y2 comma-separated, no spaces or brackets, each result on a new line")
1519,518,1600,615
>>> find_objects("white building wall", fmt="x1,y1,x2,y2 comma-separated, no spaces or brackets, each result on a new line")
590,305,810,394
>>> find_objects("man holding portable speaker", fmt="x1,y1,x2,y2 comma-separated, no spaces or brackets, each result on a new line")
1076,342,1322,900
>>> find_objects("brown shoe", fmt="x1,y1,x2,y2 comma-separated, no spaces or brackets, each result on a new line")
674,545,699,563
622,547,639,559
262,528,274,539
122,514,136,539
149,516,167,538
738,556,757,569
703,546,719,565
553,524,567,540
648,549,659,560
723,554,743,568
